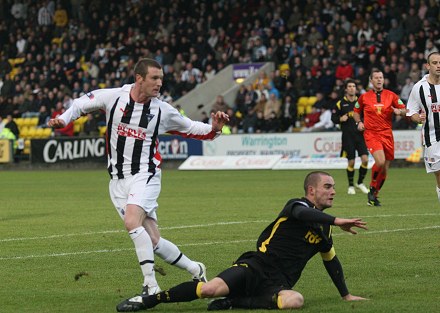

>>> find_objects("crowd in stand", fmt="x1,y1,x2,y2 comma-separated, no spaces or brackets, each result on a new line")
0,0,439,137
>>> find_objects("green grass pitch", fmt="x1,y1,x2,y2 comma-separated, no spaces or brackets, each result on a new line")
0,168,439,312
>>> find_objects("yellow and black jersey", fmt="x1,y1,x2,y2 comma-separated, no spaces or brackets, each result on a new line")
331,96,358,133
252,198,335,288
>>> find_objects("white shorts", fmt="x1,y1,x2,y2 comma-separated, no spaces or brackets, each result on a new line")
424,141,440,173
109,171,162,221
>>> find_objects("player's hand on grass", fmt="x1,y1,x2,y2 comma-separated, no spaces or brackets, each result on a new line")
342,294,369,301
47,118,66,128
334,218,367,234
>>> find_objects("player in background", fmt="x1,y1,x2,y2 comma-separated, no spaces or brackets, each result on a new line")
331,79,369,195
116,171,368,312
406,51,440,204
48,58,229,295
353,69,407,206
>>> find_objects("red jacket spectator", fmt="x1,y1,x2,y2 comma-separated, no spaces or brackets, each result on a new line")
335,59,354,80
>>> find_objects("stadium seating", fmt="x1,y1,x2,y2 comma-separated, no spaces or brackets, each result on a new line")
34,128,44,139
42,128,52,138
296,97,309,117
99,126,107,137
306,96,318,114
73,116,89,134
23,139,30,154
14,117,24,128
21,117,38,128
19,126,29,138
27,127,36,138
297,96,318,116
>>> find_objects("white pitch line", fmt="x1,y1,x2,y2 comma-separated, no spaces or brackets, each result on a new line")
0,221,268,243
1,213,439,243
1,226,439,261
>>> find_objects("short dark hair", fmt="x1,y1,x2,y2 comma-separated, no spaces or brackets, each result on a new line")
304,171,331,194
134,58,162,78
369,68,383,80
344,79,357,89
426,51,440,64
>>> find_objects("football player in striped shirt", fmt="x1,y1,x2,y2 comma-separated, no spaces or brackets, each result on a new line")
48,58,229,296
406,51,440,204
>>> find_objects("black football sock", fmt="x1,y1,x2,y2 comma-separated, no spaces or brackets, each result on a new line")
358,165,368,184
143,281,200,308
347,167,355,186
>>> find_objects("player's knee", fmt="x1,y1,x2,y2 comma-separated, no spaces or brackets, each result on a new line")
200,283,218,298
124,205,146,231
123,218,138,231
200,278,228,298
278,290,304,309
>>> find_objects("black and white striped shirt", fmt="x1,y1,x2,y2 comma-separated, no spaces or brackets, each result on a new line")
58,84,219,179
407,75,440,147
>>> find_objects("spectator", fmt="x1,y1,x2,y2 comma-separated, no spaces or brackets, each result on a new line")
211,95,230,113
254,83,270,102
387,19,404,45
4,114,19,138
0,123,17,156
263,93,281,120
302,106,321,131
424,40,438,60
53,3,68,37
309,102,335,132
280,94,297,132
38,1,52,26
403,8,422,36
80,113,99,136
181,63,202,84
37,105,50,128
408,62,422,83
335,57,354,81
225,108,241,134
10,1,27,21
233,84,248,115
252,71,270,90
400,77,414,104
264,110,281,133
242,107,258,133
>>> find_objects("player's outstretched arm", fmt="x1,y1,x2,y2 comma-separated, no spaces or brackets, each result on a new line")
334,218,367,234
47,118,66,128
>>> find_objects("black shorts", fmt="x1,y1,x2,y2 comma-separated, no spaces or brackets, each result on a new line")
341,132,368,160
216,251,287,298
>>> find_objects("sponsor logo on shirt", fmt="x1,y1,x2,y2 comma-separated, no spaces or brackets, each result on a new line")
374,103,384,114
431,103,440,113
117,123,147,140
145,113,155,122
305,230,322,244
120,108,129,116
